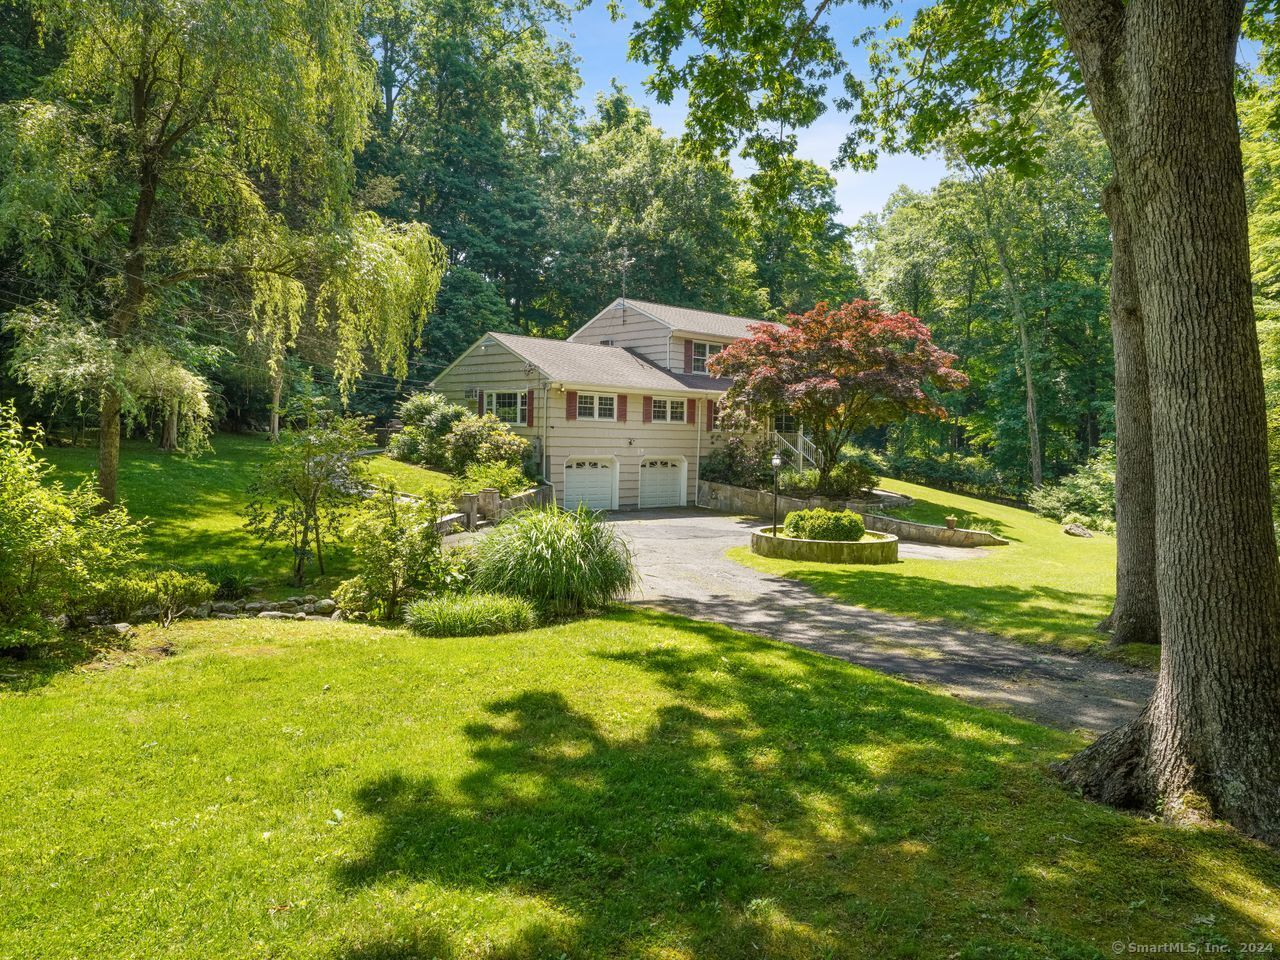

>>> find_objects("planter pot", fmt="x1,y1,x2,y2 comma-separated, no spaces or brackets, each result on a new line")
750,527,899,564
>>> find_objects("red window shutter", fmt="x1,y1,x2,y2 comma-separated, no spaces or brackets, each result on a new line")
642,396,653,423
706,399,715,432
525,388,534,427
686,398,696,425
683,340,694,373
477,390,485,416
565,390,577,421
617,394,628,423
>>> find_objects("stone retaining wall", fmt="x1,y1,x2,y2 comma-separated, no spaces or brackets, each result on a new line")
751,528,899,564
861,513,1008,548
698,480,895,518
699,480,1007,548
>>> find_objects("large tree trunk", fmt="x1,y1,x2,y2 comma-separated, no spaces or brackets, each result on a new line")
159,401,179,451
1097,179,1159,646
97,387,122,510
1058,0,1280,842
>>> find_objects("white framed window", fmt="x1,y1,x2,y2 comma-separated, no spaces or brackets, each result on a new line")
576,393,616,421
650,397,686,423
486,390,526,425
692,341,723,374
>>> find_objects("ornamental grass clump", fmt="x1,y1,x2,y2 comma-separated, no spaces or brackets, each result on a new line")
783,507,866,542
472,505,637,617
403,592,536,637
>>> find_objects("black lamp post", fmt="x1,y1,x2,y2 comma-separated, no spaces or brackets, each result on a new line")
771,452,783,534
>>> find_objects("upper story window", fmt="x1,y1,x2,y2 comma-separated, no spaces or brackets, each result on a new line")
577,393,616,421
773,411,798,434
692,341,723,374
486,390,526,425
651,397,686,423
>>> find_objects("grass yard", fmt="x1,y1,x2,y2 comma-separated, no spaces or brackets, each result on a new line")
42,435,452,599
729,477,1140,664
366,453,454,499
2,610,1276,959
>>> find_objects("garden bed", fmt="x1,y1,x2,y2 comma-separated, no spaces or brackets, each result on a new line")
751,526,899,564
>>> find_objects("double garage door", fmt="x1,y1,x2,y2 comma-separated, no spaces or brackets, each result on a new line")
562,457,685,510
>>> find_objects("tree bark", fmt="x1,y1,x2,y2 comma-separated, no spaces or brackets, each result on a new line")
269,368,284,441
1097,179,1159,646
97,387,122,510
1057,0,1280,843
159,401,179,451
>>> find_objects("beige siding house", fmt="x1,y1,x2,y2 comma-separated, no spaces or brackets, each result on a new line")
431,298,783,510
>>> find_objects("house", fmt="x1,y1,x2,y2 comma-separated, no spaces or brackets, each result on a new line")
430,298,786,510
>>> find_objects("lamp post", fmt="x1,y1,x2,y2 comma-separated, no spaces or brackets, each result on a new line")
771,452,783,535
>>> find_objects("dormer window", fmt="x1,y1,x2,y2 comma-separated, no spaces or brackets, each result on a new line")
692,341,722,374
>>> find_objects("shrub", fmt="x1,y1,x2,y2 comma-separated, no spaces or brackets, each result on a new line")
196,563,254,601
458,461,528,498
96,570,216,626
403,592,537,637
826,458,878,497
1029,444,1116,533
701,435,776,489
778,467,819,498
0,402,142,647
333,490,465,620
879,449,1022,500
472,506,637,617
783,508,867,542
390,393,467,467
386,425,426,464
444,413,529,473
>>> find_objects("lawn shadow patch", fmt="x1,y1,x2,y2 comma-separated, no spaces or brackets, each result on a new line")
335,609,1277,957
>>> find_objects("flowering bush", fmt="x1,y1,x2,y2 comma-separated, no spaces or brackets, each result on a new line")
444,413,529,472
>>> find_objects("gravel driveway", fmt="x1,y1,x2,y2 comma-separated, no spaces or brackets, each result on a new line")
612,508,1153,735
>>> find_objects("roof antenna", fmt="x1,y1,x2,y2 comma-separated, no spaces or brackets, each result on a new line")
619,246,636,305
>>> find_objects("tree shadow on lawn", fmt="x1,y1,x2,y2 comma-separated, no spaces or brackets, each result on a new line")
332,611,1278,959
773,564,1112,649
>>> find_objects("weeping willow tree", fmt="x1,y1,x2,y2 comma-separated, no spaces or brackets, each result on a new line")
0,0,445,503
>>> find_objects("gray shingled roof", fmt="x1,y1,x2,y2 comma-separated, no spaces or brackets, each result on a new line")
620,299,785,340
487,333,723,393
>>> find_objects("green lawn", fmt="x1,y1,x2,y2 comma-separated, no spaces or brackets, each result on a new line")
365,453,454,498
2,610,1276,958
41,435,452,599
730,477,1139,664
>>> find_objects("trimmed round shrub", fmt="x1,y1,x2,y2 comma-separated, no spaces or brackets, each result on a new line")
472,506,637,617
403,592,537,637
783,507,866,542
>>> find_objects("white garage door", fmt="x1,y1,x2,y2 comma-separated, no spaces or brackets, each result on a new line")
639,458,684,508
563,458,616,510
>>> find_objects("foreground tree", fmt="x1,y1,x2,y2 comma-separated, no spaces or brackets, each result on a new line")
708,300,967,487
631,0,1280,841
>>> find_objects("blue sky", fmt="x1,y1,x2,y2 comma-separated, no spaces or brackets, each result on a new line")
558,1,948,226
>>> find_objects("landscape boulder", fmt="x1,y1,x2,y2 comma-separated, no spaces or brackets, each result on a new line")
1063,522,1093,538
314,598,337,615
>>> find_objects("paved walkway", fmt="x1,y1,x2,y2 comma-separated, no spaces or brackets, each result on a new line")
612,508,1153,735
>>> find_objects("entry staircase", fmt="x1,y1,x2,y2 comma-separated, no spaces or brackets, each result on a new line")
773,429,822,470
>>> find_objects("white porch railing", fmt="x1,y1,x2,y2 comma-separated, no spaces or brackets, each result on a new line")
772,430,822,469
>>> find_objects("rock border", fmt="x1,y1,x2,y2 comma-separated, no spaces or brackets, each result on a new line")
750,527,899,564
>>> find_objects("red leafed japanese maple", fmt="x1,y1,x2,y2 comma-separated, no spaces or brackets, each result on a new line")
708,300,968,486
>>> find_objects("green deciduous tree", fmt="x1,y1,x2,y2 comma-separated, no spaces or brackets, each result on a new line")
244,401,372,587
0,0,445,501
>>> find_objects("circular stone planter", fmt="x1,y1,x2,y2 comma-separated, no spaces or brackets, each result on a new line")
750,527,899,564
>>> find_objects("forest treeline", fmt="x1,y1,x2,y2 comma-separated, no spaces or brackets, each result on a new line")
3,0,1280,502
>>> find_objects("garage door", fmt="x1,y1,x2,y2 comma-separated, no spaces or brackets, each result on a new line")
639,458,684,508
563,458,616,510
